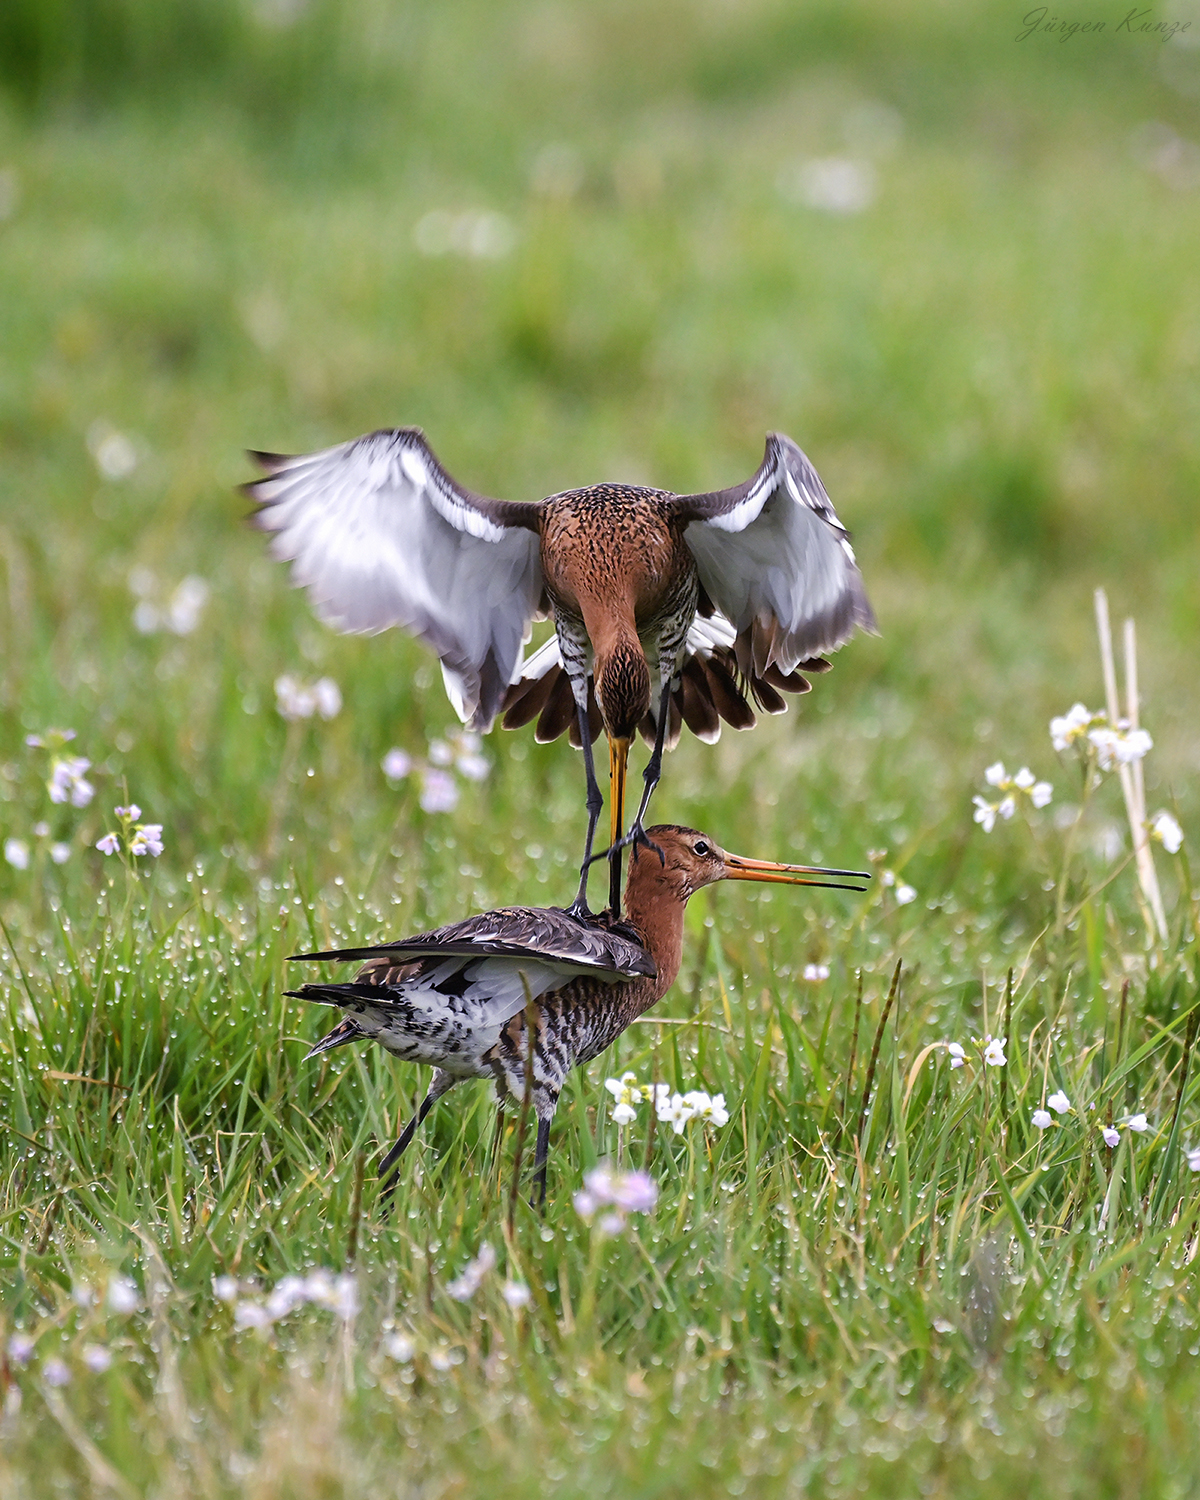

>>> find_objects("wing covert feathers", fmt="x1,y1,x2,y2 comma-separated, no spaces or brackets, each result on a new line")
246,427,544,731
674,432,877,675
290,905,656,980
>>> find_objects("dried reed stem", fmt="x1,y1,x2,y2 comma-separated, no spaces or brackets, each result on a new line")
1094,589,1166,943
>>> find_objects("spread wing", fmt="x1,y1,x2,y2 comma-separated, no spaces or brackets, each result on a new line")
673,433,877,677
246,427,544,731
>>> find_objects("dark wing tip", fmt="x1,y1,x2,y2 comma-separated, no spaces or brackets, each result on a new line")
245,449,295,474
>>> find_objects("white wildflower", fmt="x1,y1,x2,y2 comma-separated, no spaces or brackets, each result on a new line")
446,1243,496,1302
1124,1113,1149,1134
114,804,140,821
48,756,94,808
1186,1146,1200,1172
128,823,163,858
95,833,120,856
656,1091,697,1134
419,769,459,814
972,796,999,833
1150,811,1183,854
49,842,70,865
611,1101,637,1125
450,729,490,780
382,748,412,782
234,1301,272,1330
107,1277,139,1314
1013,767,1035,790
4,838,30,870
1102,1126,1120,1148
275,675,313,720
947,1042,966,1070
212,1276,239,1304
984,762,1007,787
427,739,454,767
1047,1090,1070,1114
166,576,209,636
81,1345,112,1374
574,1165,657,1221
684,1091,730,1128
982,1036,1006,1067
997,796,1016,821
42,1357,71,1387
1031,1109,1053,1129
87,422,138,480
782,156,876,215
383,1332,415,1362
1050,702,1095,752
265,1275,308,1320
312,678,341,719
1089,724,1153,771
456,752,491,782
7,1333,35,1366
501,1282,532,1309
1031,780,1053,808
803,963,830,981
275,674,341,721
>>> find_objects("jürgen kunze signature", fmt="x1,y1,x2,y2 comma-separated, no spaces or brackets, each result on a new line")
1017,7,1193,41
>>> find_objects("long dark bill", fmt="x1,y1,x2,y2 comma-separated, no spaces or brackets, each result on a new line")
722,852,870,892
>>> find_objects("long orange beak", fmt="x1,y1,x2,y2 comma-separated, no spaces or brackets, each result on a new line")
609,736,630,846
723,851,870,892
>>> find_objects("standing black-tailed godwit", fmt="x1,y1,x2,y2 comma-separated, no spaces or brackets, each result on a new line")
289,826,867,1206
247,430,876,913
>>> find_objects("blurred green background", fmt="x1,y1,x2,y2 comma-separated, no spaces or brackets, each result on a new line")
1,0,1199,886
3,9,1200,1493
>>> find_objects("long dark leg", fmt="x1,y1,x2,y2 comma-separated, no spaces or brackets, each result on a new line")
569,697,605,919
531,1116,553,1210
378,1071,454,1206
629,679,674,839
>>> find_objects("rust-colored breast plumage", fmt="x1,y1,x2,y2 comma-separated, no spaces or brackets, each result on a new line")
539,485,694,635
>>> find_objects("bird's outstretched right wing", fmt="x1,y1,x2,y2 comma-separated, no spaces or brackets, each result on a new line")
246,427,544,731
673,433,877,677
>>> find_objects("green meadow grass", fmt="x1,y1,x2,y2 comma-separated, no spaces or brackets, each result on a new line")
1,2,1200,1494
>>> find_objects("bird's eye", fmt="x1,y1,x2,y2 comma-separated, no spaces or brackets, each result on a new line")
693,840,710,856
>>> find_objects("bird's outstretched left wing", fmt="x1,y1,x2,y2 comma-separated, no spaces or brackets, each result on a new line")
672,433,877,677
246,427,543,731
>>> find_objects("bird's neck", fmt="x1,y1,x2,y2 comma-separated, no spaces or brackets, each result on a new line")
622,866,687,1009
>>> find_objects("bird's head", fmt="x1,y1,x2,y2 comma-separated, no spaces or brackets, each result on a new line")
626,826,869,904
594,637,652,742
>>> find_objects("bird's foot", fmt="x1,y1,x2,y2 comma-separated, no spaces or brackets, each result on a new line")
565,893,596,923
609,819,665,866
581,823,663,871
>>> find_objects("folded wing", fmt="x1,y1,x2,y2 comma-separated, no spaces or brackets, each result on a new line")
673,433,877,677
290,904,656,980
247,428,544,731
